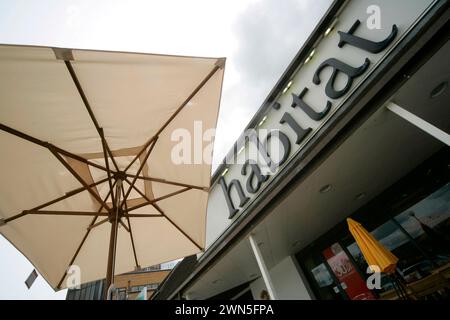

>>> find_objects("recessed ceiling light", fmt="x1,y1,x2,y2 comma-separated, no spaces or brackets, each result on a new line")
282,80,293,94
221,168,229,177
430,81,448,98
319,184,332,193
258,115,268,127
355,193,366,200
304,49,316,64
324,19,338,37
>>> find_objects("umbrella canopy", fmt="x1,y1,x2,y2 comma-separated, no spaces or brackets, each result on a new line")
347,218,399,274
0,44,225,291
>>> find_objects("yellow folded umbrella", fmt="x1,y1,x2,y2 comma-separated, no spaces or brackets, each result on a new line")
347,218,399,274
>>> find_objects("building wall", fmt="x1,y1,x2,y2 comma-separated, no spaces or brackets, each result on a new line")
250,256,313,300
202,0,435,255
114,270,170,299
114,270,170,288
66,279,105,300
66,270,170,300
128,290,155,300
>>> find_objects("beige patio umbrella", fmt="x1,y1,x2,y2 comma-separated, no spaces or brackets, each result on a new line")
0,44,225,295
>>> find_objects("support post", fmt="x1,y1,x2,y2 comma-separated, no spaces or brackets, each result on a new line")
104,179,122,299
386,102,450,146
248,234,278,300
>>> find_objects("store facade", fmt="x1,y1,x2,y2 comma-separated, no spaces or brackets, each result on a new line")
155,0,450,300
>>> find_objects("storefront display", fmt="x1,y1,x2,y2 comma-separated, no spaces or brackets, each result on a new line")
297,152,450,300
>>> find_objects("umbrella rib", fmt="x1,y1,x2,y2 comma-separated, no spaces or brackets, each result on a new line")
123,136,157,173
56,185,115,289
154,202,203,251
123,178,163,215
87,217,109,230
120,183,140,268
119,219,130,232
3,177,109,224
123,173,207,191
64,60,120,172
122,137,158,205
0,122,110,173
23,210,109,216
122,177,202,250
123,214,163,217
123,64,221,174
99,128,116,208
155,64,222,137
126,187,191,213
50,148,112,214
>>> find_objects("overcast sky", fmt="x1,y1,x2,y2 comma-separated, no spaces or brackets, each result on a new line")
0,0,332,299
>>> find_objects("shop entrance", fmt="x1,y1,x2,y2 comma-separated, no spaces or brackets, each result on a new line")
296,150,450,300
304,242,376,300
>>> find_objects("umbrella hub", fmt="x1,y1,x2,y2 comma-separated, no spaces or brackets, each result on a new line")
108,175,125,223
113,171,127,182
108,207,124,222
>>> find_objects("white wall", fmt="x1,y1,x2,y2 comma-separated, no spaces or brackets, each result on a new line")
250,256,313,300
203,0,435,253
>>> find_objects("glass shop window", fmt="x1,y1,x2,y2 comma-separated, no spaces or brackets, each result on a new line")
346,219,425,293
117,288,127,300
347,182,450,293
302,253,347,300
393,182,450,280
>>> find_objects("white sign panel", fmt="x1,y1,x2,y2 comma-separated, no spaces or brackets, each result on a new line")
204,0,436,251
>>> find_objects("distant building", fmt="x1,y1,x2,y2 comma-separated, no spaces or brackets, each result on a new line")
114,268,171,300
66,262,176,300
66,278,105,300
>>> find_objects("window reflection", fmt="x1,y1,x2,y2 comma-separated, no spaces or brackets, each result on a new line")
311,263,334,287
347,183,450,295
303,255,346,300
394,183,450,258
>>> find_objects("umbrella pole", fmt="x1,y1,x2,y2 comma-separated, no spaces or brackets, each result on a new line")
389,273,409,300
104,180,122,300
389,275,403,300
